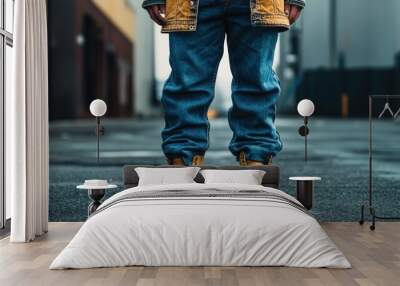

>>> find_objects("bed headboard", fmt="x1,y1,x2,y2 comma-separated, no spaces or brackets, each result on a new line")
123,165,280,189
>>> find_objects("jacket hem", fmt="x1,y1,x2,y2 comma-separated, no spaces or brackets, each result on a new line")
285,0,306,8
142,0,166,9
162,16,289,33
251,13,290,31
161,19,197,33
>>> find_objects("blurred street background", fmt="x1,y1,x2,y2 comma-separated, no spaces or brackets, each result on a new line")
50,117,400,222
47,0,400,221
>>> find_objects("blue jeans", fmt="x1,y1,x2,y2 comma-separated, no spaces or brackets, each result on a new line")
162,0,283,165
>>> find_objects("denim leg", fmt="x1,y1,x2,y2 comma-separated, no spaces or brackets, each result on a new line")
161,0,225,165
226,0,283,163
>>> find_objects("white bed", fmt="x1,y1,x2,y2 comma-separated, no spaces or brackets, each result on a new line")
50,182,351,269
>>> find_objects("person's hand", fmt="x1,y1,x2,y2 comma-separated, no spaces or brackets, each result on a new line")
146,4,166,26
284,4,302,25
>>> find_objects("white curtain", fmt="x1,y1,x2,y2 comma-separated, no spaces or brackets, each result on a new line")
7,0,49,242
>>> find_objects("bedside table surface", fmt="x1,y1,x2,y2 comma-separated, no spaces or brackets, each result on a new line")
77,184,118,190
289,177,321,181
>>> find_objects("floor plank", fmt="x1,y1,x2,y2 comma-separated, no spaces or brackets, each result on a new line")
0,222,399,286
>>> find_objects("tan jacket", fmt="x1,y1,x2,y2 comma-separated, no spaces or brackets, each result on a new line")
142,0,305,33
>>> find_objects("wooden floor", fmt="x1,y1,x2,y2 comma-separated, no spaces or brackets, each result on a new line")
0,222,399,286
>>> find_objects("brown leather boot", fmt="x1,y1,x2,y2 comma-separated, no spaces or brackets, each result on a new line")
167,157,185,166
239,151,272,167
167,155,205,166
192,155,205,166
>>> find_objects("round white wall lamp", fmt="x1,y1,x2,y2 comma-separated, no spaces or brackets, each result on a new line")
90,99,107,163
90,99,107,117
297,99,315,162
297,99,315,117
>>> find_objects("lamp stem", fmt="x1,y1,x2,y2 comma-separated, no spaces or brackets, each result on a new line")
304,117,308,162
96,117,100,164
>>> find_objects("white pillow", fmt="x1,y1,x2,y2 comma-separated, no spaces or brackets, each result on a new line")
200,169,266,185
135,167,201,186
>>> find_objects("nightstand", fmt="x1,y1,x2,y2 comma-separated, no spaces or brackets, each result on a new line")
289,177,321,210
77,181,117,216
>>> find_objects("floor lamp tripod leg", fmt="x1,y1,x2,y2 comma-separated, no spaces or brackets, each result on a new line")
359,204,364,225
370,207,376,231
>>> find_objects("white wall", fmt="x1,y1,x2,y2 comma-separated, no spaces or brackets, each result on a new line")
301,0,331,69
154,25,169,102
128,0,158,116
337,0,399,68
5,46,13,219
301,0,400,69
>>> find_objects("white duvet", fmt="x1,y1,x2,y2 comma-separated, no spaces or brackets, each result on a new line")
50,183,351,269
